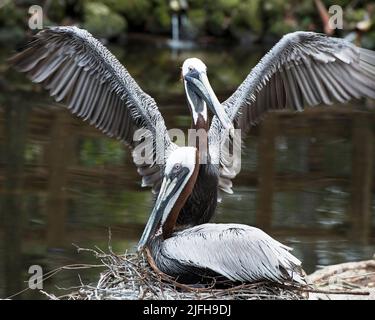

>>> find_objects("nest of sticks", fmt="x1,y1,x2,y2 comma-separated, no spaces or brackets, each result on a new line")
39,237,374,300
306,259,375,300
43,245,310,300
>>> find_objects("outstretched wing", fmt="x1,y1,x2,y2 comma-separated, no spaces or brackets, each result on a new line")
159,223,305,284
9,26,176,192
209,31,375,193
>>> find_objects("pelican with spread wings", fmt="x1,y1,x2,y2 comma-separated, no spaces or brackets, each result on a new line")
10,27,375,229
10,27,375,283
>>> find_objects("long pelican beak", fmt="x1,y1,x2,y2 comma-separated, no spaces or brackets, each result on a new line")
184,72,233,131
137,168,190,251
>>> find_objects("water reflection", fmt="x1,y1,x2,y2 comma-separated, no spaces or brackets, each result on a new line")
0,39,374,299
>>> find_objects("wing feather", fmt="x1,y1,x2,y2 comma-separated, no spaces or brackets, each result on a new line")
159,224,305,284
209,32,375,193
9,26,177,192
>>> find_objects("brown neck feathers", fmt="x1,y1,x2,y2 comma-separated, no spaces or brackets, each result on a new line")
162,150,200,239
192,114,209,131
190,114,209,162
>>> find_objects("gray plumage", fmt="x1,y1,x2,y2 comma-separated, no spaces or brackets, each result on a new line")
10,28,375,229
9,26,177,192
9,26,218,227
209,31,375,193
151,223,305,284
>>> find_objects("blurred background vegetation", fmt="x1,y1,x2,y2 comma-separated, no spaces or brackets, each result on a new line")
0,0,374,48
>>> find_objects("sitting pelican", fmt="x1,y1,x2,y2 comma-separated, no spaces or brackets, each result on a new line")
137,146,305,284
10,27,375,232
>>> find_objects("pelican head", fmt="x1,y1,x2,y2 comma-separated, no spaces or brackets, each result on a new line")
138,147,199,251
182,58,233,131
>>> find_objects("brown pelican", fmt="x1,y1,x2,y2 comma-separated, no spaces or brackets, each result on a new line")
9,26,232,227
137,146,305,284
9,27,375,231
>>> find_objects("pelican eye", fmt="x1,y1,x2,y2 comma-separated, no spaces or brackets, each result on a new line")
188,66,193,71
173,163,182,172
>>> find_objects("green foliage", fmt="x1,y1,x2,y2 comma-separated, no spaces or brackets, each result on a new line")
189,0,266,38
79,138,126,167
188,8,205,34
0,0,25,44
324,0,352,6
231,0,262,34
95,0,152,28
0,0,24,28
206,10,226,36
24,143,43,164
295,0,315,17
148,0,171,33
269,19,298,36
1,0,375,46
83,2,127,38
46,0,67,22
346,8,368,26
263,0,287,14
217,0,241,12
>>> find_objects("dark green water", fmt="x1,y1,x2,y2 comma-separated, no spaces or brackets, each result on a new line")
0,38,374,299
